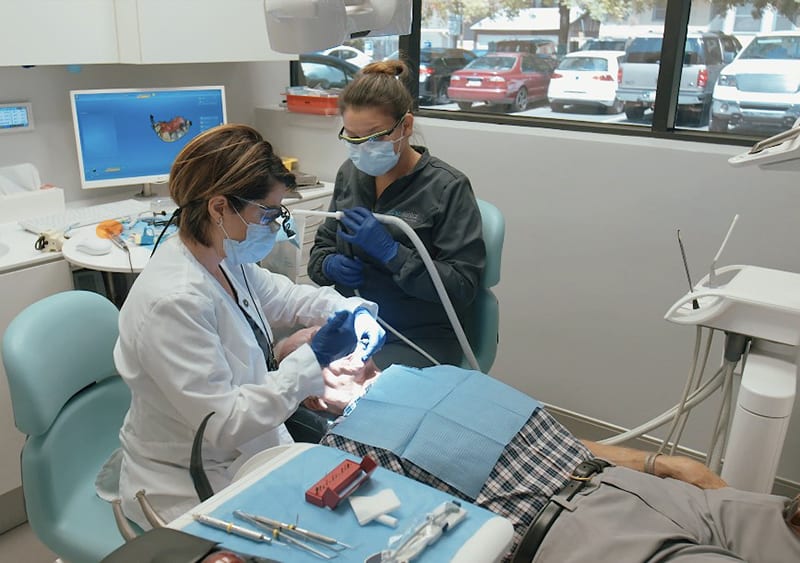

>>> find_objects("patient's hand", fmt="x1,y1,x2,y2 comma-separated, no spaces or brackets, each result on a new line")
659,455,728,490
304,354,380,414
274,326,320,364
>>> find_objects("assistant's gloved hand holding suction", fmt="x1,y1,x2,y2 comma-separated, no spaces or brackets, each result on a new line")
310,310,357,367
323,254,364,287
353,307,386,361
339,207,399,264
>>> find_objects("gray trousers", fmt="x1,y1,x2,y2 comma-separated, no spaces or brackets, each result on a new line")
533,466,800,563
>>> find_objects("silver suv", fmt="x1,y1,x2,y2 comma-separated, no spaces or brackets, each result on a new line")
616,32,741,124
710,32,800,133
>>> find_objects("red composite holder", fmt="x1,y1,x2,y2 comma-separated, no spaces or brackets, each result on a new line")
305,455,378,509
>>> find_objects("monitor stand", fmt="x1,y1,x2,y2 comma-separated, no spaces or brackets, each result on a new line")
135,182,161,199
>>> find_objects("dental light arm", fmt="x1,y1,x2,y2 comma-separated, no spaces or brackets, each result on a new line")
293,208,481,371
264,0,413,54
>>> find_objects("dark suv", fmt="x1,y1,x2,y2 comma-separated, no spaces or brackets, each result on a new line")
616,32,741,124
418,47,476,105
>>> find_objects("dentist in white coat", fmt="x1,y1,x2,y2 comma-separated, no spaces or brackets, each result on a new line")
96,124,385,528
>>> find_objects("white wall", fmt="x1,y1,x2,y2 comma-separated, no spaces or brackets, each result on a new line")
0,62,288,203
257,107,800,486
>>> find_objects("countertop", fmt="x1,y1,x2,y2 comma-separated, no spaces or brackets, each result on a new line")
0,222,64,274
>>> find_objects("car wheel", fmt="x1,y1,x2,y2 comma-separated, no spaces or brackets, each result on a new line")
607,98,624,114
624,103,645,120
709,116,729,132
435,81,450,105
550,101,565,112
511,87,529,112
457,102,473,111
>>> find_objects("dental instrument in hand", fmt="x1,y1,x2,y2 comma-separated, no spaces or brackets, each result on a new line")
233,510,334,559
233,510,351,550
192,513,273,544
292,208,480,370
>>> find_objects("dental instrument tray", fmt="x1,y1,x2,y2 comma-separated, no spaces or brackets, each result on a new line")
305,454,378,509
664,265,800,346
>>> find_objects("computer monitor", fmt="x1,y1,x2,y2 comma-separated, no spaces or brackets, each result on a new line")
69,86,227,196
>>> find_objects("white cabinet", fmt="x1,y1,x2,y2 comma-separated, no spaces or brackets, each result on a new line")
0,259,74,531
115,0,293,64
261,184,333,285
0,1,118,66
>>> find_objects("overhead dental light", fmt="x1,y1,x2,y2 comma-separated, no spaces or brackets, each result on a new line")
264,0,413,55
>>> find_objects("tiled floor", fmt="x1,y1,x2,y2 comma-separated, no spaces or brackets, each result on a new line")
0,522,57,563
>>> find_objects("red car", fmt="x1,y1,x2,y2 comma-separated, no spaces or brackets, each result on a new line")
447,52,553,112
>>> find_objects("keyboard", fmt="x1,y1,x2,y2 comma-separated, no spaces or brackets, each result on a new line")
19,199,154,234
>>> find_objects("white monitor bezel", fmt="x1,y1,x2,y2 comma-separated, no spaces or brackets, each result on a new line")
69,85,227,190
0,102,34,134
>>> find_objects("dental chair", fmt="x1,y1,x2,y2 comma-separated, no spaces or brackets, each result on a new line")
2,290,130,563
461,199,505,373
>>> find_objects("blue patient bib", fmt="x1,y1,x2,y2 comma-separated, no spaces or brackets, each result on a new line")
330,365,541,499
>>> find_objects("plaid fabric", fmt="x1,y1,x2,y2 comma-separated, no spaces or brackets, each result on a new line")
321,408,591,560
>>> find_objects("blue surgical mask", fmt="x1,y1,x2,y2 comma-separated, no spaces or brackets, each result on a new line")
221,212,279,266
346,136,404,176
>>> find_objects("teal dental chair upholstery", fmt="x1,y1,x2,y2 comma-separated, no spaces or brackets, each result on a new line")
2,290,130,563
461,198,505,373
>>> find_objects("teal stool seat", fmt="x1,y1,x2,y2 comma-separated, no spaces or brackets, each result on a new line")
2,290,131,563
461,199,505,373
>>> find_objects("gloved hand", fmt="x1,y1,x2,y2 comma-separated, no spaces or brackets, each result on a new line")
323,254,364,287
338,207,399,264
353,307,386,362
310,310,357,367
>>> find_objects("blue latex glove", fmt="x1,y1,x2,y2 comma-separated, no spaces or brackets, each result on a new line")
338,207,399,264
323,254,364,287
353,307,386,361
310,310,357,367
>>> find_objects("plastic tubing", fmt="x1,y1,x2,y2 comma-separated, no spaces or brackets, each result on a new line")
599,364,725,445
293,209,480,371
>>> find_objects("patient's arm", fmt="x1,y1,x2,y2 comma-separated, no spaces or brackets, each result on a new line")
582,440,727,490
305,355,380,414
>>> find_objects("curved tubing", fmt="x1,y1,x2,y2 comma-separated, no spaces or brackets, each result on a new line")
112,499,139,541
135,490,167,528
295,209,480,370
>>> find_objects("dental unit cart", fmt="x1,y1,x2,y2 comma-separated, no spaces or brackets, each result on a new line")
665,265,799,493
170,443,514,562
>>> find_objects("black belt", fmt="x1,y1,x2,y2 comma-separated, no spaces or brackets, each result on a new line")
511,458,610,563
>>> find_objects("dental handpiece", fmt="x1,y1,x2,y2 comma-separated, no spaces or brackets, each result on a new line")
193,513,272,543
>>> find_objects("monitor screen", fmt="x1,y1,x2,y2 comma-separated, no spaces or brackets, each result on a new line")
70,86,227,190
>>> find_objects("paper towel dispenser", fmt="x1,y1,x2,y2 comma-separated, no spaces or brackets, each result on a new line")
264,0,412,54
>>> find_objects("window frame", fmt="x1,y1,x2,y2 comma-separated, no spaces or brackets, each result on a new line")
406,0,758,148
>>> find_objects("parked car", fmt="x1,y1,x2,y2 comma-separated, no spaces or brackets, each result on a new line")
616,31,741,124
710,31,800,133
321,45,372,68
383,47,477,105
419,47,477,104
580,37,628,52
548,51,626,113
490,39,559,72
447,52,553,112
298,53,359,90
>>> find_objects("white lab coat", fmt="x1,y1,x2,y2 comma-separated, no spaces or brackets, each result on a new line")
96,236,375,528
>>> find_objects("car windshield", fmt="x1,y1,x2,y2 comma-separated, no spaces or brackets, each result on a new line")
626,37,702,64
583,40,626,51
738,35,800,60
558,57,609,71
465,56,516,71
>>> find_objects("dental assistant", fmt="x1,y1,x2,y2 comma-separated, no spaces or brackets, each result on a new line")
308,59,486,369
96,124,384,528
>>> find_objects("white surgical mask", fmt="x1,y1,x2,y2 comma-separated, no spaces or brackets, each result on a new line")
346,136,405,177
220,211,279,266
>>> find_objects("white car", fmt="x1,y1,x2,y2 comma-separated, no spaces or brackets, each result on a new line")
321,46,372,68
710,31,800,133
547,51,626,114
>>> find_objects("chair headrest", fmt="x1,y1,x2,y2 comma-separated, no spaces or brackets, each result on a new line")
2,290,120,436
477,199,504,288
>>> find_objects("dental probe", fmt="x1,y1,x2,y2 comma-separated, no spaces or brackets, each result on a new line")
233,511,333,559
233,510,351,549
193,513,272,543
